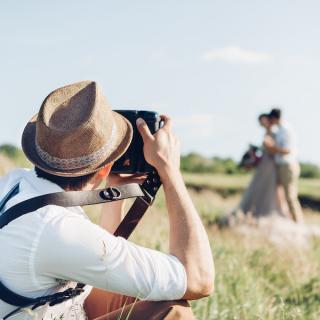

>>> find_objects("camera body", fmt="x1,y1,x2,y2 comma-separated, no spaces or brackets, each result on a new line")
111,110,162,174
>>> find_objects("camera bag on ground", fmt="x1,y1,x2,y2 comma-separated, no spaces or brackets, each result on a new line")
0,171,161,319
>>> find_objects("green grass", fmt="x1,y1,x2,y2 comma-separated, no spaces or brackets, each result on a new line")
1,154,320,319
86,185,320,320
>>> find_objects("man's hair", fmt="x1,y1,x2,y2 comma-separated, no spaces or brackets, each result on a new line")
258,113,270,121
35,166,97,191
269,108,282,120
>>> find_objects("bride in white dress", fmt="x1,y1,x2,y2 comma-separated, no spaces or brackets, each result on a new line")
236,114,284,218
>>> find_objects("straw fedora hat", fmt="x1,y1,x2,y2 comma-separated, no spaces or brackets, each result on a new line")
22,80,133,177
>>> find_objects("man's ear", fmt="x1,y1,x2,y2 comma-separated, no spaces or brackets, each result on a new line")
90,163,113,189
97,163,113,179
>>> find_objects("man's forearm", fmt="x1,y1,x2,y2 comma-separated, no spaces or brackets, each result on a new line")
100,200,126,233
161,169,214,299
268,145,290,155
135,115,214,299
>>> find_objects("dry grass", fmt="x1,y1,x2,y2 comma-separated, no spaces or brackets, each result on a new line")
86,184,320,320
1,154,319,319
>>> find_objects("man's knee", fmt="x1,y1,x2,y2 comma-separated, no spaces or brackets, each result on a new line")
127,300,195,320
164,301,195,319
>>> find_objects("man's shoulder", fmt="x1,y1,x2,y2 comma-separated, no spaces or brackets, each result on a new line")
280,121,294,132
276,122,294,137
34,204,100,249
36,205,107,260
0,168,30,192
5,204,90,241
37,204,90,226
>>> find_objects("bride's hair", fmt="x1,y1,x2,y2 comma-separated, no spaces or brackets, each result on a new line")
258,113,270,121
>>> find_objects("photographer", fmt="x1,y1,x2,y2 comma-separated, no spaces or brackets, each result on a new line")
0,81,214,319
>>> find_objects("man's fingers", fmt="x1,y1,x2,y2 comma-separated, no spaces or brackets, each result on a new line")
136,118,153,142
137,114,172,143
160,114,172,130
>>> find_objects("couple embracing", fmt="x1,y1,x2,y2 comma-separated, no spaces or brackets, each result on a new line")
237,108,304,223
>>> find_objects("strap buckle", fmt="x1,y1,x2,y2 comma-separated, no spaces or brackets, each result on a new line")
101,187,122,201
139,171,162,206
139,189,155,206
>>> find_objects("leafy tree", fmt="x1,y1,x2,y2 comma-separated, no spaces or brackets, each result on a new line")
0,144,31,168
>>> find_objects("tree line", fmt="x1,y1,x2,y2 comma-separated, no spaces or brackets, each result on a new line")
0,144,319,179
180,152,320,178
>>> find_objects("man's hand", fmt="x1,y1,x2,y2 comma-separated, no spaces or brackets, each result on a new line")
263,135,275,149
263,136,290,155
106,173,146,187
136,115,180,182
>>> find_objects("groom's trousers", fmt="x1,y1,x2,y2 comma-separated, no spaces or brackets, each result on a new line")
276,162,304,223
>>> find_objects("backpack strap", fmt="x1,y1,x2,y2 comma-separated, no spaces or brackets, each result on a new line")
1,282,86,319
0,184,20,212
0,171,162,319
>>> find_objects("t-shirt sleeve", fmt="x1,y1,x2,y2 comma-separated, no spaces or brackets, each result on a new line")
279,127,293,150
35,209,187,301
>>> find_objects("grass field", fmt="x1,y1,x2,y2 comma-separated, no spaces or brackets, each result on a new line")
85,173,320,320
1,156,319,320
183,173,320,200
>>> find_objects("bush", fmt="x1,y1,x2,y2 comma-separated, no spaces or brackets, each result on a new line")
181,153,243,175
0,144,21,158
181,153,320,178
300,162,320,179
0,144,31,168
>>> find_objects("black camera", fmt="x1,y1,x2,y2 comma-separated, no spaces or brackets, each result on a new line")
111,110,162,174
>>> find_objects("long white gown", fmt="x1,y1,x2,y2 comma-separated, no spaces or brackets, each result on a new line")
238,135,282,217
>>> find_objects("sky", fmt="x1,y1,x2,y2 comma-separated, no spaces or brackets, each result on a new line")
1,0,320,164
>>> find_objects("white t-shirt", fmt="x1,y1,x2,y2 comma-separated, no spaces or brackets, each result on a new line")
0,169,187,320
273,122,298,165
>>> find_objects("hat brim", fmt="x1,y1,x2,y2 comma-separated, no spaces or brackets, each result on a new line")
21,111,133,177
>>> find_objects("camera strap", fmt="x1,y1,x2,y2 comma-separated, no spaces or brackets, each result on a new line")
0,171,161,319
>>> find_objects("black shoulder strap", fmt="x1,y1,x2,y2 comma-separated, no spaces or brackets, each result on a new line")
0,184,20,212
0,171,162,319
0,282,86,319
0,183,145,229
114,170,161,238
